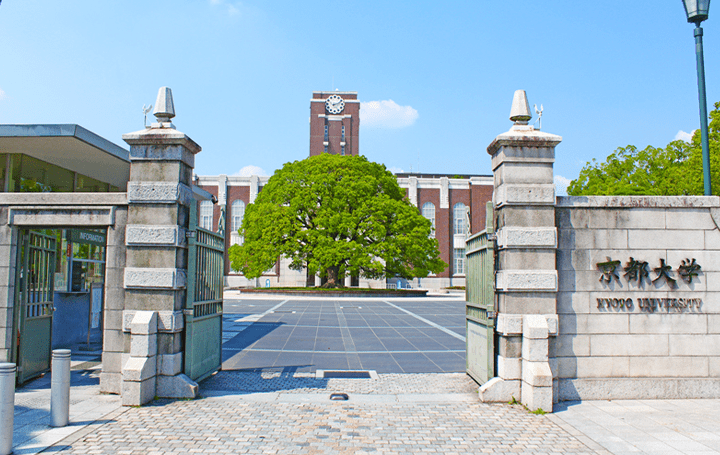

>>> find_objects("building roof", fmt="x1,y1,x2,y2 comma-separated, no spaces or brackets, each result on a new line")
394,173,492,179
0,124,130,188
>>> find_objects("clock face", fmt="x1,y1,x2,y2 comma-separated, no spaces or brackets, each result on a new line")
325,95,345,114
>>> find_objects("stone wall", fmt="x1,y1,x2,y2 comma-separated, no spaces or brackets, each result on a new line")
555,196,720,401
477,90,720,411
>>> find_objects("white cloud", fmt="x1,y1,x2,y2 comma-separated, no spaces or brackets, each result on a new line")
675,130,696,142
235,165,268,177
360,100,418,129
387,166,405,174
209,0,241,16
555,175,572,196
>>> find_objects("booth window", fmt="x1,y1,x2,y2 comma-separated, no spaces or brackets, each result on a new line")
54,229,106,293
1,153,118,193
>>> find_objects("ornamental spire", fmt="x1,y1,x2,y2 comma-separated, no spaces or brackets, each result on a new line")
509,90,532,125
152,87,176,128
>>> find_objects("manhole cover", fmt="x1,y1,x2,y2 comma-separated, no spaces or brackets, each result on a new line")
317,370,376,379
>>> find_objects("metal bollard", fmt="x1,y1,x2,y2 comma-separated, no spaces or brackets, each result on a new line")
0,362,16,455
51,349,71,428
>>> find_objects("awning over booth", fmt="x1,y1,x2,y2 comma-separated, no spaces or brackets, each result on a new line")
0,124,130,189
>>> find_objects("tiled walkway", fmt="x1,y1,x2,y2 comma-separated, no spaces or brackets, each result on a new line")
550,399,720,454
221,296,467,373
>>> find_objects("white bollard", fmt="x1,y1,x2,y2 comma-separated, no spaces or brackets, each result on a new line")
51,349,71,428
0,362,16,455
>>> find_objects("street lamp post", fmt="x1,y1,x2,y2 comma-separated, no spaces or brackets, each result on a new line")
683,0,713,195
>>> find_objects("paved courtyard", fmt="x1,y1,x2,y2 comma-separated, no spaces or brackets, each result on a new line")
221,295,467,373
48,373,601,455
10,293,720,454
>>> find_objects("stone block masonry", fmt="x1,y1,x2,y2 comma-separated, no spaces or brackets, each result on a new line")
114,87,202,404
555,197,720,401
477,90,720,410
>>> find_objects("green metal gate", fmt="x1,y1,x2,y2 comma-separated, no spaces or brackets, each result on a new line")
184,198,224,381
15,230,56,384
465,202,496,384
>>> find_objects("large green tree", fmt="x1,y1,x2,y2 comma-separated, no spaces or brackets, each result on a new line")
568,101,720,196
230,154,446,287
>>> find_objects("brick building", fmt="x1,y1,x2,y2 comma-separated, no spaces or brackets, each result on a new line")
196,91,493,289
309,91,360,157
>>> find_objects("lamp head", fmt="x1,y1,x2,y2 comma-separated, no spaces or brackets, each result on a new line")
683,0,711,24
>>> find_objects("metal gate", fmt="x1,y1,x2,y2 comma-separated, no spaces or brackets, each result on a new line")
15,230,56,384
465,201,496,384
184,197,224,381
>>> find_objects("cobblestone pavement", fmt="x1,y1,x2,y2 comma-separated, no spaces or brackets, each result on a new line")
201,371,477,395
47,373,602,455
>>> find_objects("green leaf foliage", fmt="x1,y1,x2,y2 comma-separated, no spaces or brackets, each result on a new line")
233,154,447,287
567,101,720,196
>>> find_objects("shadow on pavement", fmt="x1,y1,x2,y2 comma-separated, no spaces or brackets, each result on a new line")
222,322,285,351
198,367,330,395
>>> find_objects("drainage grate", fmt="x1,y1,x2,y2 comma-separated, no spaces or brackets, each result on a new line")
319,370,373,379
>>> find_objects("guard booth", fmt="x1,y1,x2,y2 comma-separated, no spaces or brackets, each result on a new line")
0,124,130,384
465,201,496,384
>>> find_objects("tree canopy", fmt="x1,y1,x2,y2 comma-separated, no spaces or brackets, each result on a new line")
567,101,720,196
229,154,446,287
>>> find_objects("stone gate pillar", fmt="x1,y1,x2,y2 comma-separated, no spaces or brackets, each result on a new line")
118,87,200,405
481,91,561,411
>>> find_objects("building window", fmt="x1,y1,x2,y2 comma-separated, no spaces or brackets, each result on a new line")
421,202,435,237
454,248,465,275
341,145,345,156
231,200,245,233
341,125,345,141
453,203,468,235
324,125,328,141
324,145,328,153
199,201,213,230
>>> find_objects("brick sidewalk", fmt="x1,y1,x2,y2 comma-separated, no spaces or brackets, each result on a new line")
45,373,601,454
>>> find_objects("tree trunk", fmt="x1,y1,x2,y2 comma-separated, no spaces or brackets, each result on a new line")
322,265,342,288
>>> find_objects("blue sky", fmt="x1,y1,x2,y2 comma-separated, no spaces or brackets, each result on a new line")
1,1,718,194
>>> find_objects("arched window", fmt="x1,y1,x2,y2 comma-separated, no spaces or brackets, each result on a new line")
199,201,213,230
421,202,435,237
231,200,245,233
453,203,468,235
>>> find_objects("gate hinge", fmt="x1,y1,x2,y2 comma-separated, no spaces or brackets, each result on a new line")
487,233,497,241
186,231,196,239
487,311,497,319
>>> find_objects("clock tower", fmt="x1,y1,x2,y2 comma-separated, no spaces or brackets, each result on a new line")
309,91,360,157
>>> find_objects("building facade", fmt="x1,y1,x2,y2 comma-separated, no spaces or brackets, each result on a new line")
196,91,493,289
